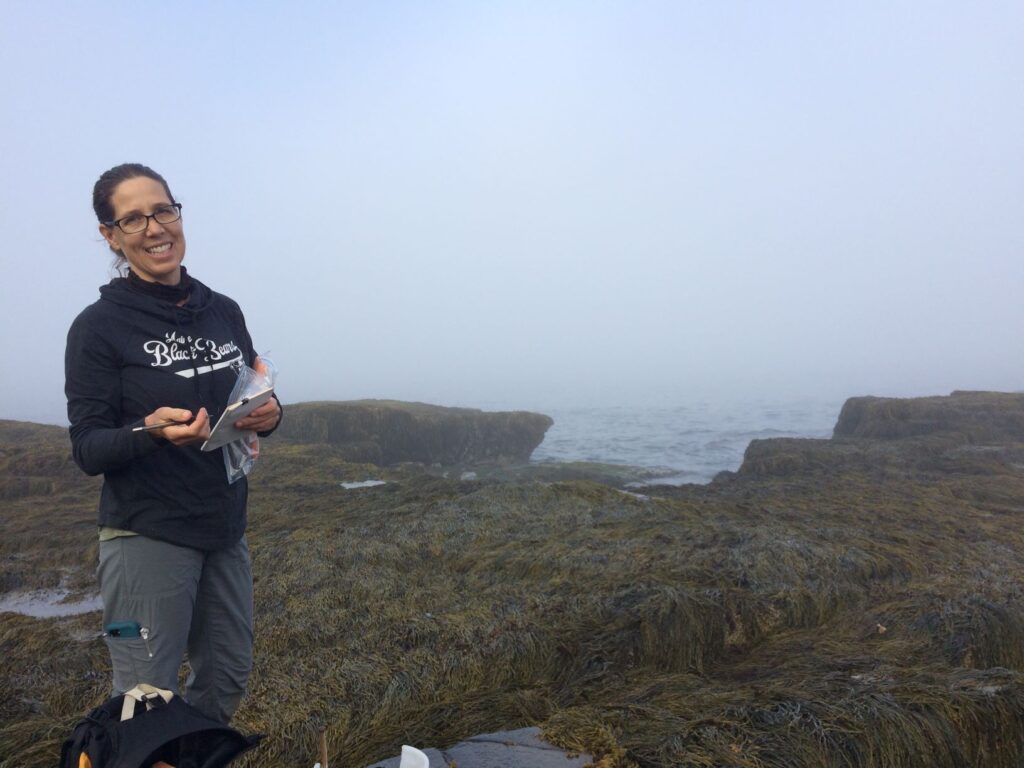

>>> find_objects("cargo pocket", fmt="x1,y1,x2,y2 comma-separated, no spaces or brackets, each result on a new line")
104,632,154,693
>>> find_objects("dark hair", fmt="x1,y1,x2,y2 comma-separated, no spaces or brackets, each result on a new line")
92,163,176,225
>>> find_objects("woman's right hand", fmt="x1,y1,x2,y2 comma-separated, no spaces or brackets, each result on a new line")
144,407,211,446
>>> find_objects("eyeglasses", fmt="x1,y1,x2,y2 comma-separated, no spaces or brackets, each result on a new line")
105,203,183,234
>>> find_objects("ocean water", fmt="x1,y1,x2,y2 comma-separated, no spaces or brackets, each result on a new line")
529,399,843,484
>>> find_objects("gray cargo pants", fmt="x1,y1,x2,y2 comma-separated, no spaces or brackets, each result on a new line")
98,534,253,724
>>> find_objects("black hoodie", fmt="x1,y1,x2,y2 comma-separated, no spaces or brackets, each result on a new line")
65,275,278,551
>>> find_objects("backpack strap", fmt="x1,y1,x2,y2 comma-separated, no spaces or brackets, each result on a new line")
120,684,174,722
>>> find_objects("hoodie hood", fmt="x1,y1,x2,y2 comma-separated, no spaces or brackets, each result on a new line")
99,273,215,323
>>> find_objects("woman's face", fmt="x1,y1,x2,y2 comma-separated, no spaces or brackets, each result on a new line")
99,176,186,285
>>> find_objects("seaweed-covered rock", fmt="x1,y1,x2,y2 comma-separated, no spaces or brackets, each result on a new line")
833,391,1024,441
0,420,68,445
737,391,1024,479
276,400,553,465
8,392,1024,767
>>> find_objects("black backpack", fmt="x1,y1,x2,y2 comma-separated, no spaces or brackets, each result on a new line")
59,685,261,768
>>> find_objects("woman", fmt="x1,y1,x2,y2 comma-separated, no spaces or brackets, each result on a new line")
65,163,281,724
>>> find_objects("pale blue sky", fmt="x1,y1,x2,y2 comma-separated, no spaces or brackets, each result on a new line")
2,1,1021,422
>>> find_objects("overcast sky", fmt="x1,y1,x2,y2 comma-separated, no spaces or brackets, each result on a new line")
1,1,1021,424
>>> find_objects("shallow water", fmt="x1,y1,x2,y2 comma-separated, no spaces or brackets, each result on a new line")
0,588,103,618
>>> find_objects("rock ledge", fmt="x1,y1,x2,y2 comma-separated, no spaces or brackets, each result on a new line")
277,400,553,466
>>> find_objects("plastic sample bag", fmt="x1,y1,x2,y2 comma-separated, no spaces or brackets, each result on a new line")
223,355,277,484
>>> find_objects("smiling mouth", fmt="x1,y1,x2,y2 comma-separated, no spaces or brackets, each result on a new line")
145,243,172,254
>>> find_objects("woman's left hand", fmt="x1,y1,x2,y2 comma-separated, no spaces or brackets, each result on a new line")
235,396,281,433
234,357,281,433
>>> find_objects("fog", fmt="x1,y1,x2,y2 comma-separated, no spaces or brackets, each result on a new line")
2,2,1021,425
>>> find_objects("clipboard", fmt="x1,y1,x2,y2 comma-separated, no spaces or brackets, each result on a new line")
200,387,275,452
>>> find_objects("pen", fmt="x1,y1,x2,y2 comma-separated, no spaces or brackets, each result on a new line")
132,420,189,432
